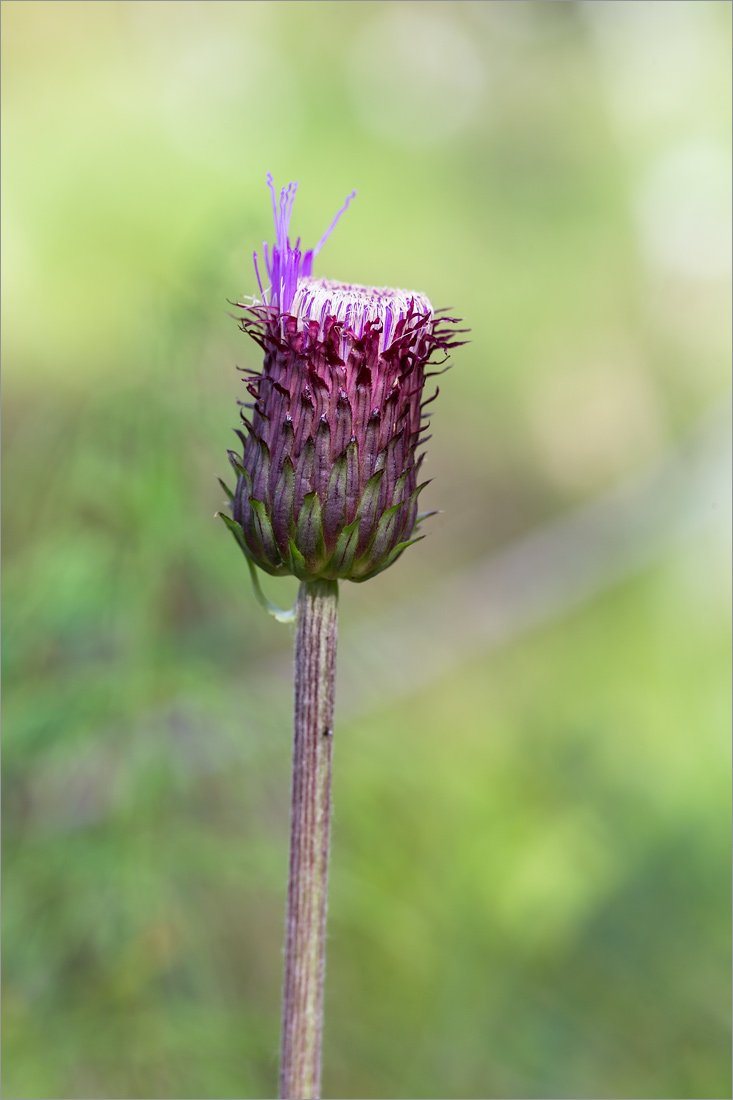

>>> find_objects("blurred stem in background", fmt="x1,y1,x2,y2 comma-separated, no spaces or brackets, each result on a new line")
280,580,339,1100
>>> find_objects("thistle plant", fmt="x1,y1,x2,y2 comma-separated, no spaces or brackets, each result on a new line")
220,175,464,1100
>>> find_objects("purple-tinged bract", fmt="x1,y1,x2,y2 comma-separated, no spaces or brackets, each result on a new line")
221,176,465,582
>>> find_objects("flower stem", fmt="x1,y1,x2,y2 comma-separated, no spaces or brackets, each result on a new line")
280,578,339,1100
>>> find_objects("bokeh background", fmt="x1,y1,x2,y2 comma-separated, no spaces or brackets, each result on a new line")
3,2,731,1098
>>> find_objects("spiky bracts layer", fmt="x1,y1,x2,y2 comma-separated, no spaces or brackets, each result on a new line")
221,296,464,582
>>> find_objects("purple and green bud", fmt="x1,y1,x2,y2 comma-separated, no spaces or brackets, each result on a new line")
221,175,464,583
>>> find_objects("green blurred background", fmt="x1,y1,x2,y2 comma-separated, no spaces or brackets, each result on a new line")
2,2,731,1098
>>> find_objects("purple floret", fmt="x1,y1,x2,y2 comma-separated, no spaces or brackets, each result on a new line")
256,173,357,313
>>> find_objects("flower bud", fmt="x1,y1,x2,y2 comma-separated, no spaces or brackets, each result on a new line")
221,175,464,583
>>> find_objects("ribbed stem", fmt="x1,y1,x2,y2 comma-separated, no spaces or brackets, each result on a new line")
279,579,339,1100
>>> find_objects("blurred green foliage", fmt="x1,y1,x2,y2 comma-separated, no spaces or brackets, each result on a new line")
2,2,731,1098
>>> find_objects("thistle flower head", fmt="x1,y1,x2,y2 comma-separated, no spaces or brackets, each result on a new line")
222,176,464,583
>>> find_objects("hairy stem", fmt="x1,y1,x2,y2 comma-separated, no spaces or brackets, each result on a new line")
280,578,339,1100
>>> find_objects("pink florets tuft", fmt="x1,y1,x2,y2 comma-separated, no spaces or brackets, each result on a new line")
256,173,357,313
